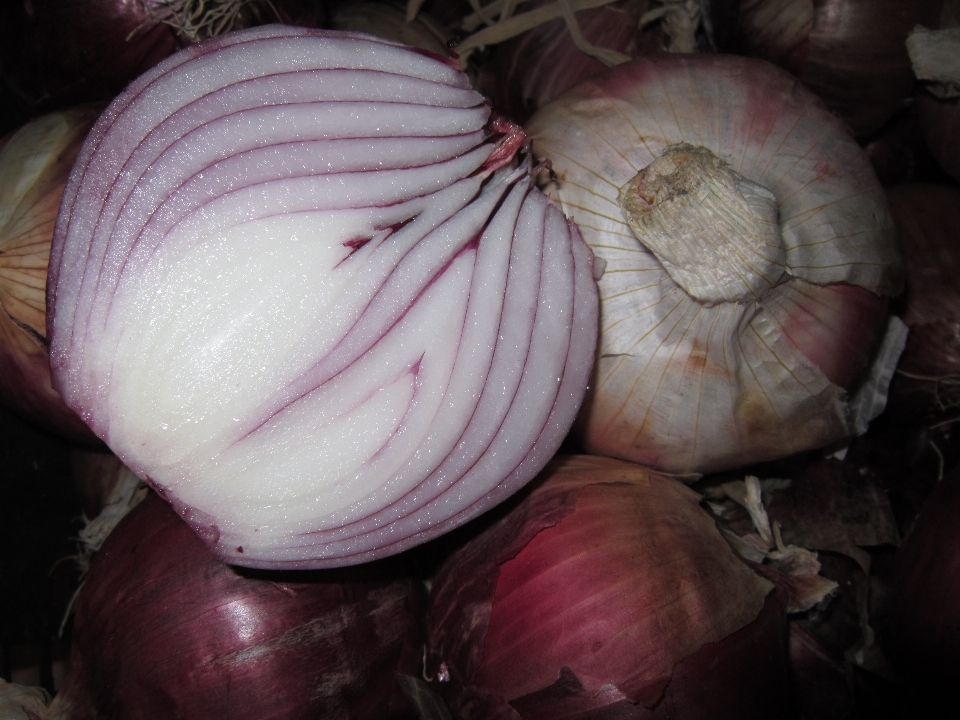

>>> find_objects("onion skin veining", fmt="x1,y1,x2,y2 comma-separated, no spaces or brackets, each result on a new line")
0,106,103,443
528,53,902,475
426,455,792,719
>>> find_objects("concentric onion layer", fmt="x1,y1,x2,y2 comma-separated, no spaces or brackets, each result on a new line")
527,54,901,474
48,26,599,568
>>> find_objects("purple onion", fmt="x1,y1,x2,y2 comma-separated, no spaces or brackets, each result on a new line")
47,26,599,569
712,0,942,137
426,455,792,719
477,0,666,124
885,184,960,420
45,491,426,720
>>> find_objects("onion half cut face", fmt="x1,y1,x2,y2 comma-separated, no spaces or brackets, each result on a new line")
48,25,599,568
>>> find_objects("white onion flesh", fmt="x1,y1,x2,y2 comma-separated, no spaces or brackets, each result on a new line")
48,26,599,568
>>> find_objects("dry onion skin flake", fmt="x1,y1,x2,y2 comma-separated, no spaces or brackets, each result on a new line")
527,54,903,475
47,26,599,569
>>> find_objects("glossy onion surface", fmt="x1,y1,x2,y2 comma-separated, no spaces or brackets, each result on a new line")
48,26,599,568
427,455,790,719
47,492,425,720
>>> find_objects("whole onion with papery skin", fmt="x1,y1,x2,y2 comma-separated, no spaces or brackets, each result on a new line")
426,455,791,719
45,491,425,720
886,464,960,719
47,25,599,569
528,54,903,476
711,0,942,138
0,107,102,443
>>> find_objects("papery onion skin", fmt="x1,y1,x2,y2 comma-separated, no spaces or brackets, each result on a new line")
528,54,901,475
715,0,942,137
46,491,425,720
886,464,960,719
426,455,791,720
47,26,599,569
0,106,102,443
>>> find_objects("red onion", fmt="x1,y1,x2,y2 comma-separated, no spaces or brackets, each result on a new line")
886,463,960,719
527,54,903,475
712,0,942,137
426,455,792,719
476,0,667,124
0,0,323,116
885,184,960,420
45,491,425,720
47,26,599,569
0,106,102,443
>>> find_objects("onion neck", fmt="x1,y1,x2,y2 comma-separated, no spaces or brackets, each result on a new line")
618,143,785,305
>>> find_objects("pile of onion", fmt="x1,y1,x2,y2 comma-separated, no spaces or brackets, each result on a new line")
426,454,791,719
47,25,599,569
710,0,942,137
0,106,101,442
45,491,425,720
527,53,904,475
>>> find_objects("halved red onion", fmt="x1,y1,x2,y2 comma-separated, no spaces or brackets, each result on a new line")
426,455,791,719
46,491,426,720
528,54,903,475
48,26,599,569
